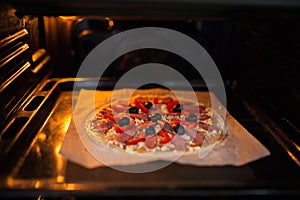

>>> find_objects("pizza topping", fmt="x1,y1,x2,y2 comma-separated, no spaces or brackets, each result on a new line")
171,134,186,150
173,124,185,135
157,131,171,144
145,126,156,136
185,127,197,138
118,117,130,127
91,120,115,133
144,102,153,109
167,100,179,113
127,137,145,145
111,105,128,113
150,113,162,122
173,103,183,113
135,102,149,113
145,135,157,149
114,124,123,133
163,121,173,133
186,114,197,122
137,121,156,130
117,131,134,143
130,113,149,121
103,113,115,122
88,95,225,154
128,107,139,114
199,114,211,121
192,132,205,145
159,97,173,104
199,122,209,130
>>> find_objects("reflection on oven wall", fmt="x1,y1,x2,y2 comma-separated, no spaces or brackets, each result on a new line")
45,16,233,81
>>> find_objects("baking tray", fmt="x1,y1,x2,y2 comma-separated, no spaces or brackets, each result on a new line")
0,78,299,198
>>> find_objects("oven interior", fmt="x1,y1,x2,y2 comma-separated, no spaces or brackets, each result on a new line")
0,1,300,198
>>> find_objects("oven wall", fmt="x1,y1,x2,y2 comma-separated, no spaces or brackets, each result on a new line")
0,5,51,126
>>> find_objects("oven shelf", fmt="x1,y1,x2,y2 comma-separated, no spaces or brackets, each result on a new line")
0,78,299,198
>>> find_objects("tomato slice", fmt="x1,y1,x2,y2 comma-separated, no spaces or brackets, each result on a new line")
158,131,171,144
127,137,145,145
153,97,159,104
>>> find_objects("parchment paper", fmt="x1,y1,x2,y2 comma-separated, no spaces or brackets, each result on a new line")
60,89,270,169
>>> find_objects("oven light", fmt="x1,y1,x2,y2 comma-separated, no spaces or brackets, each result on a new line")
59,16,77,20
105,17,114,31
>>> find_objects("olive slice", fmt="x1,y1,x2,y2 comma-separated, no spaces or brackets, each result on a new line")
151,113,162,122
128,107,139,114
173,124,185,135
145,126,156,135
118,117,130,127
173,104,182,113
144,102,153,109
186,114,197,122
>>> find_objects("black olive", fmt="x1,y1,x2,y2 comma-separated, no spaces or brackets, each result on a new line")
186,114,197,122
173,104,183,113
151,113,162,122
118,117,130,127
128,107,139,114
173,124,185,135
144,102,153,109
145,126,156,135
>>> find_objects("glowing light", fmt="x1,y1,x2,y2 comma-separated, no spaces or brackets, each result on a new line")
59,16,77,20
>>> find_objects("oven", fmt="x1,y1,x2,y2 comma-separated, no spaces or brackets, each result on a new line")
0,0,300,199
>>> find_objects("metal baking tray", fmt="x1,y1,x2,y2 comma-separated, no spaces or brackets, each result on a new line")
0,78,299,198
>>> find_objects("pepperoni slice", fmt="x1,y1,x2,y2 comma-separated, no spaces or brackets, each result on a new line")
163,121,173,133
199,122,209,130
199,114,211,121
145,135,157,149
111,105,128,113
117,132,134,143
129,113,149,120
137,122,156,130
185,127,197,138
171,135,186,150
193,132,205,145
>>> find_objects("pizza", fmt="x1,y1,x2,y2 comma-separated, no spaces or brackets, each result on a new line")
86,95,227,154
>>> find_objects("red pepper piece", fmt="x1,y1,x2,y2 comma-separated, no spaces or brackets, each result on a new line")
167,100,179,113
104,113,115,121
114,124,123,133
157,131,171,144
172,120,197,127
127,137,145,145
134,99,149,113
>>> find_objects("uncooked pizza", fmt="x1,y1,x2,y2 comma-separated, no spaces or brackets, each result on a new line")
86,96,227,154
